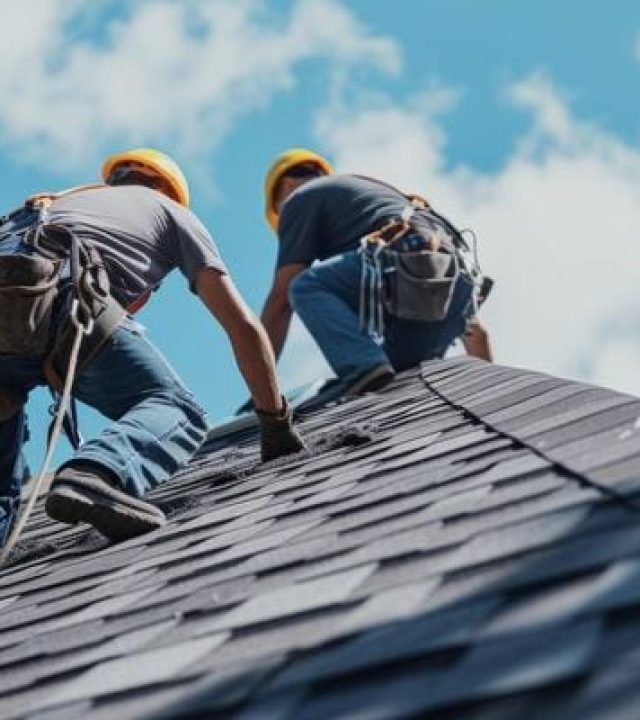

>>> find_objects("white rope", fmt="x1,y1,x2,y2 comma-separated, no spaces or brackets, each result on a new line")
372,244,385,345
359,241,388,345
1,313,85,564
358,242,368,333
368,253,377,339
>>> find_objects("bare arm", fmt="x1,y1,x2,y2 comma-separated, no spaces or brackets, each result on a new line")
195,267,281,413
462,317,494,362
260,263,307,360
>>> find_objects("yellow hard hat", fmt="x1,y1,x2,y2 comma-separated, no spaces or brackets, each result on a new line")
102,148,190,207
264,148,334,231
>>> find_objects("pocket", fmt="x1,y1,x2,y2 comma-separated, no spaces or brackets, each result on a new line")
384,250,459,322
0,254,61,355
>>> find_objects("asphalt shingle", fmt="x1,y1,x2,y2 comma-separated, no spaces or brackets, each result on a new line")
1,358,640,720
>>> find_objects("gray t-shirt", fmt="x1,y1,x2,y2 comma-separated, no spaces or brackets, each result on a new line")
277,174,454,268
48,185,226,308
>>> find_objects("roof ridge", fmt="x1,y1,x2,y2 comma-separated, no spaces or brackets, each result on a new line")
420,358,640,514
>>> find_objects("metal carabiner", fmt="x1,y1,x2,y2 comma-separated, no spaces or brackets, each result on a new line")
70,298,95,336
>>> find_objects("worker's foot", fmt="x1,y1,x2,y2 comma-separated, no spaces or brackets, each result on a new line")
345,363,396,397
45,462,166,542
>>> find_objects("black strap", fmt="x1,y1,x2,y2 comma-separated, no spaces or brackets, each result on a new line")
44,291,126,393
40,224,126,392
47,389,83,450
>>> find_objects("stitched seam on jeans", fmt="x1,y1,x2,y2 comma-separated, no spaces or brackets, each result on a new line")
157,416,190,444
114,417,191,480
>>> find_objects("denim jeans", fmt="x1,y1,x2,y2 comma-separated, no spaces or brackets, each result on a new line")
0,318,208,545
289,250,475,379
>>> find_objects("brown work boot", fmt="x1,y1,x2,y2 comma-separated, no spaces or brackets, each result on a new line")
345,363,396,397
46,462,166,541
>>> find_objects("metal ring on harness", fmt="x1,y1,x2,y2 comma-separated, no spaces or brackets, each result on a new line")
70,298,95,336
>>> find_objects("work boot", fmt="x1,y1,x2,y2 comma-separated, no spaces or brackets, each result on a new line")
345,363,396,397
46,462,166,542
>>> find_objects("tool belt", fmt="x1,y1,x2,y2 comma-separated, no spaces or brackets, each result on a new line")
0,253,63,356
359,207,462,342
0,212,126,415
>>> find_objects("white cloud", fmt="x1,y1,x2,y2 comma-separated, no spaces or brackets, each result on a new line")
508,71,576,148
316,85,459,191
0,0,400,170
299,72,640,396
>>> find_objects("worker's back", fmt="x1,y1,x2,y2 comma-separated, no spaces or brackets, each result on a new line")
49,185,224,307
277,174,453,268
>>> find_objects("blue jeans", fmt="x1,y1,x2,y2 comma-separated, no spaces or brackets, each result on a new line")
0,319,208,545
289,250,475,379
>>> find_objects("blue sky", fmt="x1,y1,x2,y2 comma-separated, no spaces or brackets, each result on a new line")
1,0,640,470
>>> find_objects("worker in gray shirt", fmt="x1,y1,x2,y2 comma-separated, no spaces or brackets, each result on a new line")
261,148,493,395
0,148,303,548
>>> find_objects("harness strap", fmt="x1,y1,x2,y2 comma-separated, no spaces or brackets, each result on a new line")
25,184,107,210
37,223,126,392
43,296,125,392
47,393,83,450
66,397,83,448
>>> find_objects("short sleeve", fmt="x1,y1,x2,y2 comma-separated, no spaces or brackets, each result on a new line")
167,204,228,291
276,188,322,268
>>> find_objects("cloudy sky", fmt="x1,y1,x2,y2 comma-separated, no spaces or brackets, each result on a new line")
2,0,639,468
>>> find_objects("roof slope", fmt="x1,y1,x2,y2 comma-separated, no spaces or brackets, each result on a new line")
2,357,640,719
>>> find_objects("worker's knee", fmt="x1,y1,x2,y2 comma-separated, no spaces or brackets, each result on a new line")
147,383,208,449
173,387,208,437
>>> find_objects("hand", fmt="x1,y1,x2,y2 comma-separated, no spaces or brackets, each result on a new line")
256,397,306,462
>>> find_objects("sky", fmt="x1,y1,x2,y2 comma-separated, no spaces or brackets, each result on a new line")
1,0,640,470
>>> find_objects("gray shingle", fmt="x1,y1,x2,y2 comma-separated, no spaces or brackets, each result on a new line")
202,565,375,631
276,596,501,694
0,620,178,699
483,557,640,639
292,620,600,720
42,634,228,709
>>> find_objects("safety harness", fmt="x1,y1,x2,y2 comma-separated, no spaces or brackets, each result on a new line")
357,179,487,343
0,195,126,560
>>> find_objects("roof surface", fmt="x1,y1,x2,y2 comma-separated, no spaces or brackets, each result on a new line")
2,356,640,719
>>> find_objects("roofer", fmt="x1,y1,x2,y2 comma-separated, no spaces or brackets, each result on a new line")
0,148,304,550
261,148,493,394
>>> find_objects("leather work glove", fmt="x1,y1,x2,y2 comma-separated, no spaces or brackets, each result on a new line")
256,397,306,462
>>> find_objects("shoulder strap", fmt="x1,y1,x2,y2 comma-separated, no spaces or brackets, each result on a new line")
25,183,108,213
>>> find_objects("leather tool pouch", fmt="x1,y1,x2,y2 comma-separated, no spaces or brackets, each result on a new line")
0,254,61,355
383,248,459,322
